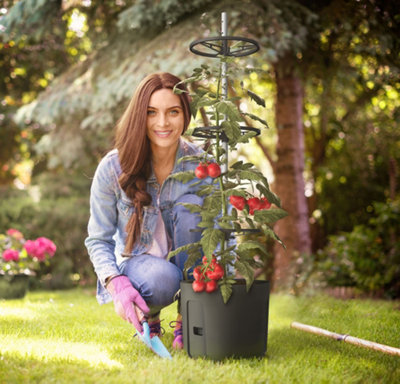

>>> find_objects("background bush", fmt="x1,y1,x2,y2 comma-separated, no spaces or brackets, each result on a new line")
316,198,400,298
0,171,96,289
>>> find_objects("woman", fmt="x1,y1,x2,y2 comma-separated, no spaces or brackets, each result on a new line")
85,72,205,349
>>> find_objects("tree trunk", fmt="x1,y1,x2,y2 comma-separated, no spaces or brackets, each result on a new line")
272,56,311,290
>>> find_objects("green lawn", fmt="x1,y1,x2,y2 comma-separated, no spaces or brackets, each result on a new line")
0,288,399,383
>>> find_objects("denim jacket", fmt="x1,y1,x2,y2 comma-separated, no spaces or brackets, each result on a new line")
85,138,205,304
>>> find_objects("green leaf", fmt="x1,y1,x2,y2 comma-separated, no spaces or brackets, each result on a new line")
183,247,203,278
217,221,234,230
200,211,218,224
262,225,286,248
215,101,243,122
242,112,269,128
221,120,241,144
231,208,238,219
177,202,202,213
245,217,255,229
197,185,216,196
215,246,236,259
231,160,244,169
167,242,201,260
234,260,255,292
230,161,254,170
248,258,264,269
201,228,225,256
238,240,268,256
181,74,202,85
238,169,264,182
220,280,233,304
173,87,185,95
177,155,203,165
254,208,288,224
197,220,215,228
247,90,266,107
234,222,242,232
196,97,217,108
218,214,238,222
203,193,223,211
237,130,258,143
256,184,281,207
170,171,196,183
223,181,241,189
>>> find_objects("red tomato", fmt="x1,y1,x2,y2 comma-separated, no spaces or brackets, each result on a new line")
192,280,206,292
207,163,221,178
193,266,204,281
205,279,218,293
205,263,225,281
247,197,261,215
259,197,271,210
195,163,208,179
229,195,247,210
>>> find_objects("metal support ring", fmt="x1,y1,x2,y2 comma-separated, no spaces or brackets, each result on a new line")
189,36,260,58
192,126,261,142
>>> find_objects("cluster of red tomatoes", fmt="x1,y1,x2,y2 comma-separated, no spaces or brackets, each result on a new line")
195,162,221,179
229,195,271,214
192,256,225,293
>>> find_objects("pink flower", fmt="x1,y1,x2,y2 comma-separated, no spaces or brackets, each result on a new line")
37,237,56,258
24,240,38,257
2,249,20,262
24,237,56,261
6,228,23,240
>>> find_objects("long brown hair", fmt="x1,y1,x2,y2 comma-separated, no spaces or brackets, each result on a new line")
114,72,191,253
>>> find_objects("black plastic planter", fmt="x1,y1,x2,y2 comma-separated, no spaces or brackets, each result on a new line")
180,279,270,360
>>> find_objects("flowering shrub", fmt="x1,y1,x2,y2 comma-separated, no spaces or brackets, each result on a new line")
0,228,56,276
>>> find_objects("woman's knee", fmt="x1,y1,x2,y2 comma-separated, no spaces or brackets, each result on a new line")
122,255,182,309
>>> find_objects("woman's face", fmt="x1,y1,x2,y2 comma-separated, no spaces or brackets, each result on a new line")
146,88,184,153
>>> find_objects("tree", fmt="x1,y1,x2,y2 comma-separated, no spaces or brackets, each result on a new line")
272,54,312,288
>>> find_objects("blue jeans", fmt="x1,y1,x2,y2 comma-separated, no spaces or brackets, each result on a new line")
121,194,202,314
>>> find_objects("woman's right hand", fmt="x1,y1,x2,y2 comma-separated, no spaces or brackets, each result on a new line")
107,275,149,332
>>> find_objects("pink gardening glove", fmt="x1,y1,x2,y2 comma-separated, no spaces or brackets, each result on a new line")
107,275,149,333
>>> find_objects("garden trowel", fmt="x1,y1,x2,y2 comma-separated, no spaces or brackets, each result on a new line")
135,306,172,359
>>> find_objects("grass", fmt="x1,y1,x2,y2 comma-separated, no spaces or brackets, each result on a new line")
0,288,399,384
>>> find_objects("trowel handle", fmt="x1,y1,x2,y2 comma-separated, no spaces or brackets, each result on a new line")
134,305,147,324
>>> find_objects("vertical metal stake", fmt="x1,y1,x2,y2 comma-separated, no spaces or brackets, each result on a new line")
221,12,229,247
221,12,228,174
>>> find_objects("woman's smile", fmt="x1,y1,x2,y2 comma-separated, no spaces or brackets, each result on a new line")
153,130,173,138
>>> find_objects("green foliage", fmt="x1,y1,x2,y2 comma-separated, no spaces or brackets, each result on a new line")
317,198,400,298
117,0,215,35
0,0,61,43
